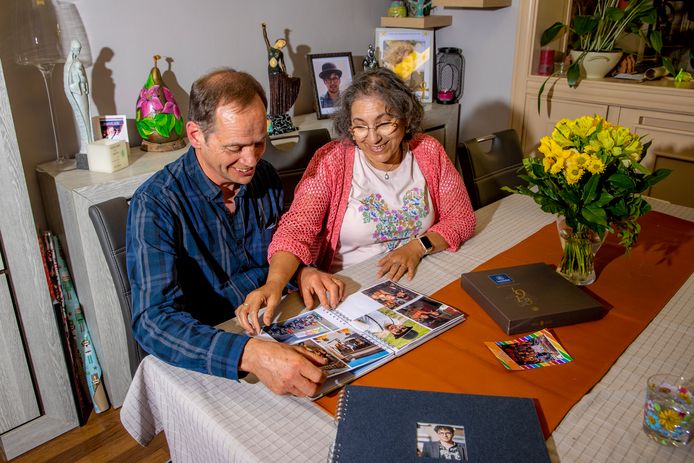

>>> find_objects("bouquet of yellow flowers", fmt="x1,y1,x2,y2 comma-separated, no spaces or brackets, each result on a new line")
504,115,671,284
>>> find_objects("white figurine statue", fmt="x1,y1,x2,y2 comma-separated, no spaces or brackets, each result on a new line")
64,39,92,154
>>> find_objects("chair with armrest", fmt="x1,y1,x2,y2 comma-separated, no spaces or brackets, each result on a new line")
262,128,332,211
88,197,146,378
457,128,525,210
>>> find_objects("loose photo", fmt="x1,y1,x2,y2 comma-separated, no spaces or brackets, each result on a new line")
485,329,573,370
417,422,468,461
262,311,338,344
295,339,351,377
312,328,389,369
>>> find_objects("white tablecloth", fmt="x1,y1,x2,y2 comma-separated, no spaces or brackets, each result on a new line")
120,195,694,462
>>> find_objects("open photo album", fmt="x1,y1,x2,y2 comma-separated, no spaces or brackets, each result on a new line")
259,280,466,399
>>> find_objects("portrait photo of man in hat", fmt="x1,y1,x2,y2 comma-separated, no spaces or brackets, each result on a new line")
318,62,343,110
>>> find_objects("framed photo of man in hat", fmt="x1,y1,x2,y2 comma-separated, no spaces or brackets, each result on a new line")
307,52,355,119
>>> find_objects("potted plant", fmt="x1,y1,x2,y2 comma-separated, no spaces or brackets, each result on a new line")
538,0,659,108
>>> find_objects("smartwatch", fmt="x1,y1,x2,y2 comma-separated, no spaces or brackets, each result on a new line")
417,235,434,255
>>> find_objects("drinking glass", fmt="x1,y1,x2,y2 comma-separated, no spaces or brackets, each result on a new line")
643,374,693,447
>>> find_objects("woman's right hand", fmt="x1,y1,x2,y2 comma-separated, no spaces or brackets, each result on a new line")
297,266,345,310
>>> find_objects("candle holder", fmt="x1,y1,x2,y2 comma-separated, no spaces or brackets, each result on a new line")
435,47,464,105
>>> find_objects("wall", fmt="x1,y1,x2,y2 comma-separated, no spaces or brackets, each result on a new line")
2,0,520,229
436,3,519,141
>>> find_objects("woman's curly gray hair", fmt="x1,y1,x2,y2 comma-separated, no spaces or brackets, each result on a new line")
332,68,423,142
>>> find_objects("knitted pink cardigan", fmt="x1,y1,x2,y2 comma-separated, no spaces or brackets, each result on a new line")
268,134,476,271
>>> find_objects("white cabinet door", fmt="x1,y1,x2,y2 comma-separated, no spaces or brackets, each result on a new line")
0,273,40,433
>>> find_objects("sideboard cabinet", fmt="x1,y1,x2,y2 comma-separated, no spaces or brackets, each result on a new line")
510,0,694,207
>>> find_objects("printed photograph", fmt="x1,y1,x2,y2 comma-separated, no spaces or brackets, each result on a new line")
376,28,433,103
262,311,338,344
295,339,350,377
352,307,429,350
362,281,418,309
397,297,464,330
485,329,573,371
312,328,389,369
417,422,468,461
307,52,355,119
93,115,129,143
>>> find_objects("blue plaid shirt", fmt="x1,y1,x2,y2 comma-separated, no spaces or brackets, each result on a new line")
126,147,283,380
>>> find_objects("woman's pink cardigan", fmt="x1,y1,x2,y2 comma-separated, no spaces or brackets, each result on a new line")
268,134,476,271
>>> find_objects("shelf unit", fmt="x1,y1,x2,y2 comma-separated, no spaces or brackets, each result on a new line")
433,0,511,8
379,15,452,29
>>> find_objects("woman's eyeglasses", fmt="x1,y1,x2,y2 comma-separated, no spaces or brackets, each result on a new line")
350,120,399,140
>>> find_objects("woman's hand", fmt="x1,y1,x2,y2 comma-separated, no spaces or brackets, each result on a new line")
376,240,425,282
298,266,345,310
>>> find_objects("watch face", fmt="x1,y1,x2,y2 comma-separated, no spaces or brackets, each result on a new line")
419,235,433,253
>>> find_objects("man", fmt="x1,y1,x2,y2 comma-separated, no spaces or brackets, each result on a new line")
318,62,342,109
421,425,468,461
127,68,340,397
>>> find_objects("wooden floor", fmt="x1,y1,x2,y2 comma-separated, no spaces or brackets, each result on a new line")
1,408,169,463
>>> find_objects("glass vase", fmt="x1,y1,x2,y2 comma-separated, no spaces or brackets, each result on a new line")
556,217,604,285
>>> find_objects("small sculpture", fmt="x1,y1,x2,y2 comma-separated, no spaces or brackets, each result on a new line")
64,39,93,163
363,44,379,71
135,55,186,152
262,23,300,135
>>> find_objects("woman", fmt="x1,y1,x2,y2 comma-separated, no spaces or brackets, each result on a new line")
237,68,475,335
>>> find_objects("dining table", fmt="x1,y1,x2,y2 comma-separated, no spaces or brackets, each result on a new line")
120,194,694,462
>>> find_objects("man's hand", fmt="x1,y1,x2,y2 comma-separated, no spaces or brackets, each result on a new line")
239,338,327,397
236,280,285,335
376,240,425,282
298,266,345,310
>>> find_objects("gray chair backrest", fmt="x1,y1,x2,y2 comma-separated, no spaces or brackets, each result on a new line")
457,128,525,209
88,197,146,377
263,128,331,211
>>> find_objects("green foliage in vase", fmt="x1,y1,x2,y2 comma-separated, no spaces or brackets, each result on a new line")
503,115,671,251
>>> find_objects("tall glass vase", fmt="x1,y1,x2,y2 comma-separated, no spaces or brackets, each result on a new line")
556,217,604,285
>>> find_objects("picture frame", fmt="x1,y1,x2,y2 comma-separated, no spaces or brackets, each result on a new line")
92,115,129,144
375,28,434,103
307,52,355,119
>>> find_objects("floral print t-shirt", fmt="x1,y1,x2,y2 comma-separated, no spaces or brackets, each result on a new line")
330,147,433,272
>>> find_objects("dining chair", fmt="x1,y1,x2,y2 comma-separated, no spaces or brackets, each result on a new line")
88,197,146,377
457,128,525,209
263,128,331,211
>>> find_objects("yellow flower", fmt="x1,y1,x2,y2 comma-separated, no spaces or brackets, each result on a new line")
552,119,573,147
542,155,556,172
564,164,584,184
586,157,605,174
624,139,643,162
658,408,682,432
573,116,598,138
570,152,591,168
597,129,615,152
537,136,553,157
549,157,565,174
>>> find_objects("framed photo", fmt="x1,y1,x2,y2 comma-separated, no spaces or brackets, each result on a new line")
376,28,434,103
92,115,129,144
307,52,355,119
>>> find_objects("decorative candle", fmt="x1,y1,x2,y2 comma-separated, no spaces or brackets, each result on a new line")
86,139,129,173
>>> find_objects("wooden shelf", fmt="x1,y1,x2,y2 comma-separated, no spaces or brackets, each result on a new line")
379,15,452,29
433,0,511,8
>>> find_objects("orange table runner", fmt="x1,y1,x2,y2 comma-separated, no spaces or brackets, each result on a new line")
315,211,694,436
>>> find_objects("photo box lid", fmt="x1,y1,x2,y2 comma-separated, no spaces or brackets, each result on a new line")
460,262,605,334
